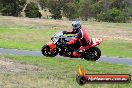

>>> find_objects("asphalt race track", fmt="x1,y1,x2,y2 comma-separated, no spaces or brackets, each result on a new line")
0,48,132,66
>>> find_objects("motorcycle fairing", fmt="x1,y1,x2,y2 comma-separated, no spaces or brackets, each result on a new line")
89,38,103,48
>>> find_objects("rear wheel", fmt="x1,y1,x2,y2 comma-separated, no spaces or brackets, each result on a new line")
84,47,101,61
41,45,58,57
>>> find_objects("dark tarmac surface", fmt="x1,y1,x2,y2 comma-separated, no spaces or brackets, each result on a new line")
0,48,132,66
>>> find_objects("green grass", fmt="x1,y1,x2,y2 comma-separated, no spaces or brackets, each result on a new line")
0,40,42,50
0,16,132,58
99,40,132,58
0,28,60,50
0,16,132,88
0,27,132,58
0,55,132,88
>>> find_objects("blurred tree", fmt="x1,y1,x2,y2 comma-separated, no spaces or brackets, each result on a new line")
0,0,131,22
78,0,93,20
0,0,26,16
25,2,42,18
48,0,63,19
91,0,104,18
39,0,80,20
126,6,132,17
78,0,104,20
97,8,129,22
39,0,48,9
34,0,132,21
109,0,129,10
63,1,79,20
39,0,63,19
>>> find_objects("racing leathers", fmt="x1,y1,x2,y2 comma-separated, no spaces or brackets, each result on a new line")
65,27,90,58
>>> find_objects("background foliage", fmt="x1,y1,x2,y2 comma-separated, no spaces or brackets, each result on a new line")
25,2,42,18
0,0,26,16
0,0,132,22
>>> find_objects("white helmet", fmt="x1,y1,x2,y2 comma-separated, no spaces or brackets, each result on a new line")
72,21,81,33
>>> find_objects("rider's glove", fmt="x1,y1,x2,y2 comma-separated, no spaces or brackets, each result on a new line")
63,31,68,34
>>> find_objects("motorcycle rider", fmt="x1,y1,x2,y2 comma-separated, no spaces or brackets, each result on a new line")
63,21,90,58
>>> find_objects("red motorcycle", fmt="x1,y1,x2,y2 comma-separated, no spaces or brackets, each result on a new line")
41,31,103,61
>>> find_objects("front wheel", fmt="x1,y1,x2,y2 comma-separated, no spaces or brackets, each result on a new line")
84,47,101,61
41,45,58,57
